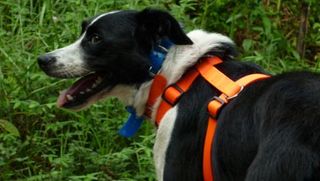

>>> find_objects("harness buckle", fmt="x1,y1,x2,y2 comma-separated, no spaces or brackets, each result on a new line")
213,96,226,105
162,84,184,106
208,85,243,119
208,95,226,119
226,86,244,100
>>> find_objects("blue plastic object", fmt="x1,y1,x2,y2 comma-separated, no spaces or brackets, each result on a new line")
118,106,144,138
149,39,173,74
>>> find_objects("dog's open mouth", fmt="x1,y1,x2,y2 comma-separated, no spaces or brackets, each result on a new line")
57,73,106,109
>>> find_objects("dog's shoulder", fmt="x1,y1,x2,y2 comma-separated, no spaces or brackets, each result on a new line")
161,29,238,84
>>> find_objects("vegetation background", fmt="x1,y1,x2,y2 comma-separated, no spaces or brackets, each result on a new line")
0,0,319,180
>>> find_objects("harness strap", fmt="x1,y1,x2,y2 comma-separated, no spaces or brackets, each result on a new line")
146,56,270,181
145,75,167,118
154,57,223,125
156,69,199,124
197,61,242,97
202,73,270,181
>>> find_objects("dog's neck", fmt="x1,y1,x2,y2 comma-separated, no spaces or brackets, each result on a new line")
118,30,235,135
118,39,174,137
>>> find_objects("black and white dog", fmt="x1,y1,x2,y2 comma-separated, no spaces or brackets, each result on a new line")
38,8,320,181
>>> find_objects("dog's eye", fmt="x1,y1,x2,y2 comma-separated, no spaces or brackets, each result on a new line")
89,34,102,44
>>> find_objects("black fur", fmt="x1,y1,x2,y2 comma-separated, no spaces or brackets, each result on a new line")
80,10,152,84
38,8,320,181
135,8,193,49
164,60,320,180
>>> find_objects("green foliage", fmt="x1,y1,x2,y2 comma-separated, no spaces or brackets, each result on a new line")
0,119,20,137
0,0,319,180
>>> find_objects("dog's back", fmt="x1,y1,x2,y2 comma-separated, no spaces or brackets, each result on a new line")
162,56,320,180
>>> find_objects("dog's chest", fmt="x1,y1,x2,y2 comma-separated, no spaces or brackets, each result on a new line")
153,106,178,181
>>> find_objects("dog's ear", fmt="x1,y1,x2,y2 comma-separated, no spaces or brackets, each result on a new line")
135,8,193,46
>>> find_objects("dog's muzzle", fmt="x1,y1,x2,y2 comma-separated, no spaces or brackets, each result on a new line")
38,54,57,71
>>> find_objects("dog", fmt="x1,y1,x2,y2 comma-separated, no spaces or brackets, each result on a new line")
38,8,320,181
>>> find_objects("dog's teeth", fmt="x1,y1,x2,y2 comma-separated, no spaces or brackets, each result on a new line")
86,88,91,92
66,94,74,101
80,91,85,95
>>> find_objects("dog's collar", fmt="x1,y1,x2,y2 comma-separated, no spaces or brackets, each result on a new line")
149,38,174,75
118,39,173,138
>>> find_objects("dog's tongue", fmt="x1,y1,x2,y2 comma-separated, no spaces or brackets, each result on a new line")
57,73,100,107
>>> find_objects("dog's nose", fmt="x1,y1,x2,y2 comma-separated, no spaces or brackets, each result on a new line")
37,55,56,68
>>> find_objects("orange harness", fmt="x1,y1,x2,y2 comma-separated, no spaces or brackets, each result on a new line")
145,57,270,181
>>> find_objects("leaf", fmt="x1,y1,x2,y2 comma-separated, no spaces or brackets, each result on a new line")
242,39,254,52
13,101,21,109
0,119,20,137
262,16,272,36
291,50,301,60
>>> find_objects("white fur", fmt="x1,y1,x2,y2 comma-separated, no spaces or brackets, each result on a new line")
47,34,89,77
160,30,234,85
153,106,178,181
134,81,153,116
88,11,120,26
94,84,136,106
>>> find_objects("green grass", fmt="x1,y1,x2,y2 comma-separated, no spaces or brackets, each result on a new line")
0,0,319,180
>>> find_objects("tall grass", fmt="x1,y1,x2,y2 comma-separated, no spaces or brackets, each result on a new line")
0,0,319,180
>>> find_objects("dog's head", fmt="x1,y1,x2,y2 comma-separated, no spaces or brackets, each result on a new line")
38,8,192,110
